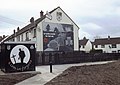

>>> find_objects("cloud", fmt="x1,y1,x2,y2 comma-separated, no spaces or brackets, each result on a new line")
61,0,120,18
114,7,120,15
0,0,120,39
80,23,107,34
0,27,15,36
0,0,59,10
79,29,92,40
78,22,120,40
0,15,25,25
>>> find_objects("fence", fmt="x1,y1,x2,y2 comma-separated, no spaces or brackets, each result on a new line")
36,51,120,65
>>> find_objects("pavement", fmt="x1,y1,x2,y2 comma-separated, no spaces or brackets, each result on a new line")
14,61,114,85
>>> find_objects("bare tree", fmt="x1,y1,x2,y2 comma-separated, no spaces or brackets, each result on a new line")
93,35,101,39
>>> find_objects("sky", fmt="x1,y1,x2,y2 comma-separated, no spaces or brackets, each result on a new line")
0,0,120,40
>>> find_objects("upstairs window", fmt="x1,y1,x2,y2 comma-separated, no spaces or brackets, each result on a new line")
82,45,85,48
95,45,98,48
33,29,36,38
21,34,23,41
26,32,29,41
17,36,20,41
11,38,15,41
112,44,117,48
101,45,105,48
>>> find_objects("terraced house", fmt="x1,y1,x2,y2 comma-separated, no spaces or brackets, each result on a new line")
0,35,7,43
94,36,120,53
4,7,80,53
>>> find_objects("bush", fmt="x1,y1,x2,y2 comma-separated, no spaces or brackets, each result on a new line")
90,49,103,53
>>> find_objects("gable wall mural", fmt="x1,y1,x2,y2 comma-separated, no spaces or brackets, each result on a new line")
43,22,74,51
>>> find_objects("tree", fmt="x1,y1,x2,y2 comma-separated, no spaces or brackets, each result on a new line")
93,35,101,40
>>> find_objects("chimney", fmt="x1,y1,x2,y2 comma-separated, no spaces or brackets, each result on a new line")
40,10,44,18
3,35,5,38
0,36,2,39
17,27,20,31
108,36,110,40
30,17,34,24
83,37,86,40
13,29,16,34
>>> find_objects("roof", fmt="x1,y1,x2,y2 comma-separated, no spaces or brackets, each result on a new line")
5,15,46,41
94,37,120,45
4,7,58,41
79,38,89,45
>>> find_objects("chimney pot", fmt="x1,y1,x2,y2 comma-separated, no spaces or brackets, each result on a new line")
3,35,5,38
0,36,2,39
40,10,44,18
83,37,86,40
30,17,34,24
108,36,110,40
17,27,20,31
13,29,16,34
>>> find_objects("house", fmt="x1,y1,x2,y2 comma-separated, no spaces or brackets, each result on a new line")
4,7,80,52
79,37,92,53
0,35,7,43
0,36,2,42
93,36,120,53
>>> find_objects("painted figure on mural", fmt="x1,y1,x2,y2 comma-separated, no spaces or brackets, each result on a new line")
18,48,25,64
44,40,59,51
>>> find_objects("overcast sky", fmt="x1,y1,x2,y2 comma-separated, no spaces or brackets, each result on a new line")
0,0,120,40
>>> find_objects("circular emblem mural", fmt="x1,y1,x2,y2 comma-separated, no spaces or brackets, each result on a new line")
10,45,30,64
56,12,62,21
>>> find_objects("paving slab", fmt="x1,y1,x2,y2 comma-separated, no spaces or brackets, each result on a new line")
16,61,114,85
0,70,5,75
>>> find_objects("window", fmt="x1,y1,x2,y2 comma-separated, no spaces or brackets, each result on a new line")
112,44,116,48
26,32,29,41
101,45,105,48
79,45,81,48
11,38,14,41
13,38,15,41
95,45,98,48
21,34,23,41
0,45,1,52
82,45,85,48
103,51,106,53
33,29,36,38
112,51,116,53
118,50,120,53
17,36,20,41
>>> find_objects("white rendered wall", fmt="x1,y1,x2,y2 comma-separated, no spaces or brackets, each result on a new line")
36,7,79,51
94,44,120,53
36,20,44,51
85,41,92,52
80,41,92,53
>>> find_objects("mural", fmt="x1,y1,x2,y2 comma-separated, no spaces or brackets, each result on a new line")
0,44,35,72
43,22,74,51
10,45,30,64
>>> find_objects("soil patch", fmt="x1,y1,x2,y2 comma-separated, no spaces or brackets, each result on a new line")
0,72,39,85
45,61,120,85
